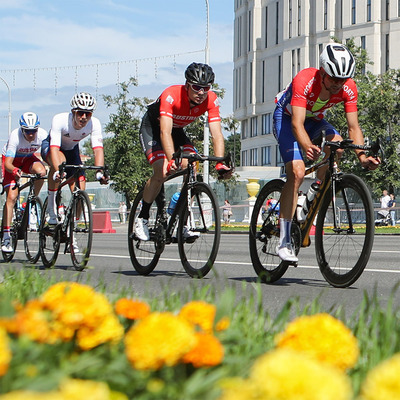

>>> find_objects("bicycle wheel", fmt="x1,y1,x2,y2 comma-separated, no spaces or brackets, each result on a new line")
178,182,221,278
39,198,61,268
249,179,290,283
315,174,374,288
69,191,93,271
24,197,43,263
128,189,161,275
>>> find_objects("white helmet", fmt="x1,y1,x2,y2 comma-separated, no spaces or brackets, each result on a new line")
19,112,40,130
320,43,355,79
70,92,97,112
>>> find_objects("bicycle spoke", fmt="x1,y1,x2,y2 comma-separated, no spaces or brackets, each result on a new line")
24,197,43,263
316,174,374,287
70,191,92,271
178,183,221,278
249,179,289,283
128,189,161,275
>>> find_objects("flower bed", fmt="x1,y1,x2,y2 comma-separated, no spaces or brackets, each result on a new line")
0,270,399,399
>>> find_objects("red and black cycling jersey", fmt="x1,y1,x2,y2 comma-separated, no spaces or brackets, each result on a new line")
275,68,358,120
147,85,221,127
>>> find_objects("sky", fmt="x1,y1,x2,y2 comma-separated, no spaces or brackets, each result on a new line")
0,0,234,147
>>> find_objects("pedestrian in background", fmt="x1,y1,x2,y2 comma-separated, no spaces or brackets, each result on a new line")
389,193,396,226
222,199,232,225
119,201,127,224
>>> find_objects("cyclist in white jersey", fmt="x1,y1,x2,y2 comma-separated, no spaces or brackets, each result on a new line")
1,112,47,252
41,92,108,226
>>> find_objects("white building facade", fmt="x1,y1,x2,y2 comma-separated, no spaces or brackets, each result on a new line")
234,0,400,167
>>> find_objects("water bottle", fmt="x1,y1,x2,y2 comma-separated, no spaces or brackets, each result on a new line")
167,192,180,215
298,180,321,222
296,192,307,222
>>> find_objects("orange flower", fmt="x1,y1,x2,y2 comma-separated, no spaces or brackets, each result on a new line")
216,317,230,331
115,298,150,320
0,327,11,376
183,332,224,368
179,301,216,332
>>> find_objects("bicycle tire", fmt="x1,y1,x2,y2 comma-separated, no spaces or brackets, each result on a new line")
315,174,374,288
24,196,43,263
128,189,161,275
249,179,290,283
39,197,61,268
69,191,93,271
178,182,221,278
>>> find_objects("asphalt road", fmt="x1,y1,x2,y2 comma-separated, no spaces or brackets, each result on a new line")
2,225,400,317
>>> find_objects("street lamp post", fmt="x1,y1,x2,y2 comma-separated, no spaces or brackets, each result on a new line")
0,76,11,137
203,0,210,184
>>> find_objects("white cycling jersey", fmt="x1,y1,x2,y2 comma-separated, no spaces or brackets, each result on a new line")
5,127,48,159
49,112,103,151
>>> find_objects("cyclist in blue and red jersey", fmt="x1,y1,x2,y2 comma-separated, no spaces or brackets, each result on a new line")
274,43,380,262
135,62,231,241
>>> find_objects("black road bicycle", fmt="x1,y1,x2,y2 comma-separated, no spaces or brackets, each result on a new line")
1,174,46,263
249,137,383,288
128,149,233,278
39,163,108,270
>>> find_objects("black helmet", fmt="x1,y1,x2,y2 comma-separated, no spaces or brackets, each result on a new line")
185,62,215,85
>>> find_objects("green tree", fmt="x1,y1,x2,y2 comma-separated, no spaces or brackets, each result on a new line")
102,78,151,205
325,38,400,197
222,115,240,168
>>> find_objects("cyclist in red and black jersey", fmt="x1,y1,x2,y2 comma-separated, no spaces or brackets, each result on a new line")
136,62,231,241
274,43,380,262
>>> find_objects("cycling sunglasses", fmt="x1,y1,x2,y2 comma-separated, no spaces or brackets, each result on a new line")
189,83,211,93
74,110,93,117
22,128,38,135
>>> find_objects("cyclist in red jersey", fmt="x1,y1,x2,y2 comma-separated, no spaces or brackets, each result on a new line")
136,62,231,241
273,43,380,262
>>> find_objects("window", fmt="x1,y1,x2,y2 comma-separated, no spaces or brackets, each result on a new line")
262,113,271,135
265,6,268,48
324,0,328,30
385,34,390,71
386,0,390,20
292,49,296,79
250,116,258,137
367,0,371,22
250,148,258,166
241,119,247,139
352,0,356,24
361,36,366,74
289,0,292,38
278,55,282,92
249,61,253,104
297,0,301,36
261,146,271,165
241,150,248,166
275,1,279,45
398,0,400,17
297,48,301,73
248,10,252,52
262,60,266,103
276,146,284,166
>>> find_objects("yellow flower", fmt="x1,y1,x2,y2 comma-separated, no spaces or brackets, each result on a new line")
275,313,359,370
179,301,216,332
0,391,63,399
59,378,112,400
219,377,259,400
125,312,196,370
183,332,224,367
251,348,352,400
114,298,150,320
359,353,400,400
0,327,11,376
76,313,124,350
215,317,230,331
